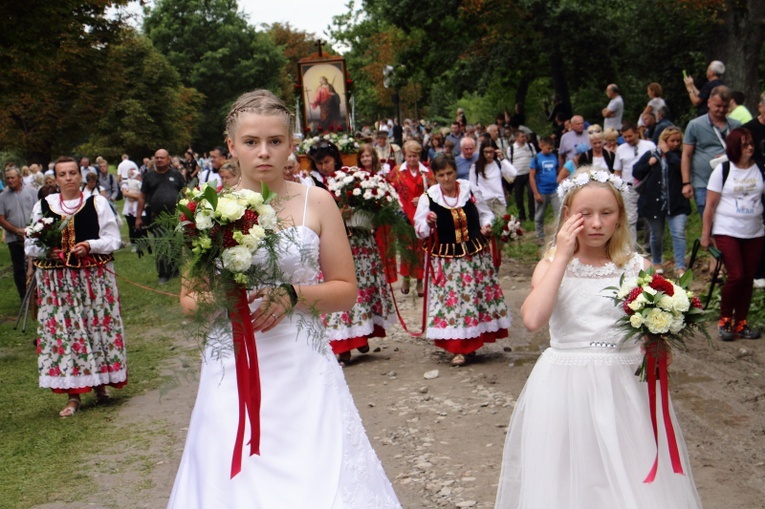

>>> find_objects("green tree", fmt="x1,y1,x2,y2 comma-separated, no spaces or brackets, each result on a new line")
263,22,319,106
144,0,285,150
81,31,204,159
0,0,130,162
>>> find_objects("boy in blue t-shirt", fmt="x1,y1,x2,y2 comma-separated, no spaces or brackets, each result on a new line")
529,136,568,239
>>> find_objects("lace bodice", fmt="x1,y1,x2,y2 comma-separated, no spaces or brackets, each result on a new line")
251,225,320,286
549,254,644,350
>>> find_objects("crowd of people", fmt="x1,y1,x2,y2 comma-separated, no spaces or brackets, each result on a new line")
1,57,764,507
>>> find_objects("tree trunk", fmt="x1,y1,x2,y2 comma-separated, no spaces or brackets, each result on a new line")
550,50,572,118
714,0,765,111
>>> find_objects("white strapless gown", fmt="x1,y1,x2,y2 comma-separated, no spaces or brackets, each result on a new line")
495,255,702,509
168,226,401,508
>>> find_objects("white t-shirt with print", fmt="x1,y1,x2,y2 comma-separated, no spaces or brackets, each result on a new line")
707,162,765,238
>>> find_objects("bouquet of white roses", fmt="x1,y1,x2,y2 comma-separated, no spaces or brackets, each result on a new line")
606,268,708,380
492,214,523,243
25,216,69,254
177,184,278,285
326,166,400,216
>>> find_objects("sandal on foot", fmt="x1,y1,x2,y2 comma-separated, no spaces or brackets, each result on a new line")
357,345,370,354
59,398,80,418
450,354,465,367
337,351,352,367
401,278,411,295
416,280,424,297
95,388,111,404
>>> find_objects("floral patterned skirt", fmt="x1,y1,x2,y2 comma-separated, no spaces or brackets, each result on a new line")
35,263,128,393
427,250,511,354
324,229,395,354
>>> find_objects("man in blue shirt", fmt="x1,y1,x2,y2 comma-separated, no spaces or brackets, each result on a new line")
455,137,478,180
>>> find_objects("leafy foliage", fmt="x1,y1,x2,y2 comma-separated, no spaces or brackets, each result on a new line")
143,0,285,150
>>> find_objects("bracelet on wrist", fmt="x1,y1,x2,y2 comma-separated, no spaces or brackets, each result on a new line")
682,182,691,186
280,283,298,308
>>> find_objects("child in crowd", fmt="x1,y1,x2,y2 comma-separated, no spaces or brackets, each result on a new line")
494,167,702,508
529,136,568,240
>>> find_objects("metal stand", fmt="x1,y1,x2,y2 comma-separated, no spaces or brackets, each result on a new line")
689,238,722,310
14,275,36,332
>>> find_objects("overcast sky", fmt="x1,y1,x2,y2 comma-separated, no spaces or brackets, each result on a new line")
116,1,352,39
238,0,351,37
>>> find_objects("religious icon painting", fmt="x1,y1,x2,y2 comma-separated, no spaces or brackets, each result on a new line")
299,59,349,135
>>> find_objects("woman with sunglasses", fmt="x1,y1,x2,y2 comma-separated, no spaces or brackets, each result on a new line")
702,127,765,341
314,141,396,365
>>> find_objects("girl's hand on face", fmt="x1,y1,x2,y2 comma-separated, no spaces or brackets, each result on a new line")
555,213,584,261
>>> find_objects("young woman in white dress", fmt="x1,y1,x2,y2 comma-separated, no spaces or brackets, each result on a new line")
168,90,401,509
494,167,702,508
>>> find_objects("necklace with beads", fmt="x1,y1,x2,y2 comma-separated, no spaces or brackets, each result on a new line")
59,192,84,215
440,182,459,207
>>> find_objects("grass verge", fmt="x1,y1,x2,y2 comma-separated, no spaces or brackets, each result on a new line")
0,234,189,509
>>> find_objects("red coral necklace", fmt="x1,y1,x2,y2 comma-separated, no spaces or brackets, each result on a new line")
59,192,84,215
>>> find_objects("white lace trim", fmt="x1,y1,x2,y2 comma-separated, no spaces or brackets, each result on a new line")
427,316,511,340
542,347,643,366
566,254,643,279
39,371,128,390
326,315,395,341
329,359,402,508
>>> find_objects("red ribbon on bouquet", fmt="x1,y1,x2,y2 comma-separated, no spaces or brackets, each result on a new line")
228,285,261,478
490,236,502,268
643,341,684,483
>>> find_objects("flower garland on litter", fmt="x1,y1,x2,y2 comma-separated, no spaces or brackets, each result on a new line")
298,133,359,154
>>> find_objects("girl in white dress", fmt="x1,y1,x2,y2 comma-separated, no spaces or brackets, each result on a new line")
494,168,702,508
168,90,401,508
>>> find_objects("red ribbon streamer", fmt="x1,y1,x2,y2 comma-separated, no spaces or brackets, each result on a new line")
490,236,502,268
227,285,261,478
643,341,684,483
387,235,437,338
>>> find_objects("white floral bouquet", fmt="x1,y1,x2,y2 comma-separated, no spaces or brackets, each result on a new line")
326,166,400,216
298,133,359,154
177,184,278,285
492,213,523,242
25,216,69,254
606,268,708,380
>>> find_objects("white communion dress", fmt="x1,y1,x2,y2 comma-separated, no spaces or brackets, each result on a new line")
494,254,702,509
168,224,401,508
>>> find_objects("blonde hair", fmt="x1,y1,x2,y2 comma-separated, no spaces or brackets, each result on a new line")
659,126,683,144
603,128,619,142
545,166,632,267
219,159,240,177
225,89,291,139
403,139,422,154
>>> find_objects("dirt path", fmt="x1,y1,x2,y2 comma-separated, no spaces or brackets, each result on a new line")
33,263,765,509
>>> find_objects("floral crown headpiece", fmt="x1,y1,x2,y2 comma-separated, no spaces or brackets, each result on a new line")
557,169,629,199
